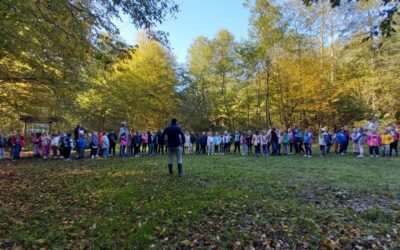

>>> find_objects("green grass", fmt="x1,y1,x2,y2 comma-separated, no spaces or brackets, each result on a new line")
1,153,399,249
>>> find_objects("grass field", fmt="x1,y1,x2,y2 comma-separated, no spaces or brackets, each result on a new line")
1,153,399,249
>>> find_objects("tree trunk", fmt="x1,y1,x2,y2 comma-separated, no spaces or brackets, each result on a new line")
265,60,271,129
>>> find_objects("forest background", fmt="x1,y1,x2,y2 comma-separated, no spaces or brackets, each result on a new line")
1,0,399,133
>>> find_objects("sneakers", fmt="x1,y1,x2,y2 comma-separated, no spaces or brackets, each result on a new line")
357,155,364,158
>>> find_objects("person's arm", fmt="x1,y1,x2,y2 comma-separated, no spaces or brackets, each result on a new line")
179,128,185,144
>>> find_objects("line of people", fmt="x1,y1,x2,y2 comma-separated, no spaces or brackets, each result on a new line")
0,121,399,160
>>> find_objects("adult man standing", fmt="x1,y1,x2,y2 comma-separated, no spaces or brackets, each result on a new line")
162,118,185,177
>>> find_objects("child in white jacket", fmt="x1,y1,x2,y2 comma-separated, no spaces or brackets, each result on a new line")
207,132,214,155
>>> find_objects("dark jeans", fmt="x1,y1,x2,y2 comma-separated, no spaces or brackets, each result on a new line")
196,143,200,154
390,141,398,156
320,145,326,156
142,143,147,153
90,147,98,157
255,144,261,155
290,142,294,153
271,141,278,156
109,142,116,156
305,143,312,156
247,145,252,155
201,144,206,154
214,145,219,153
294,141,301,154
262,144,267,155
224,143,229,153
369,146,379,156
158,144,164,155
64,147,71,159
339,143,346,154
234,141,240,153
120,145,127,156
134,145,140,155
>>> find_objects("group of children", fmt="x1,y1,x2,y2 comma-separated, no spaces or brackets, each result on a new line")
0,122,399,160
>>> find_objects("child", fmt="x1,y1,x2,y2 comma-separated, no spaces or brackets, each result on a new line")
101,132,110,157
90,132,99,158
240,132,247,156
253,131,261,156
270,128,279,156
356,128,366,158
318,129,327,157
50,133,60,158
261,130,268,156
220,133,225,155
184,132,191,155
120,132,128,157
277,129,283,156
207,132,214,155
367,130,381,158
213,132,220,155
0,132,7,159
246,131,253,156
107,130,118,157
351,128,360,156
223,131,230,154
32,133,42,158
63,134,72,160
336,129,347,156
282,132,290,155
324,130,333,154
41,132,51,159
195,133,201,155
293,128,302,155
390,127,399,156
303,129,313,157
200,132,208,155
147,131,154,156
381,129,394,158
12,131,25,160
133,132,141,157
141,131,148,154
78,134,88,159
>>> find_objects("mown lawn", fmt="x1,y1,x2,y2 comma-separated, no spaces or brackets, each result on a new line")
0,154,399,249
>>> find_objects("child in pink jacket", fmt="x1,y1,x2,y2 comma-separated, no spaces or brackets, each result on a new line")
367,130,381,157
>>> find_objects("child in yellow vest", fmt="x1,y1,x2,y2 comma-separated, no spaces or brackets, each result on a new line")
381,129,394,157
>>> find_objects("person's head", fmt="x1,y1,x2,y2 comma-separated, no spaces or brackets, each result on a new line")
352,127,357,132
255,131,259,135
76,124,81,128
196,132,199,136
171,118,177,125
202,131,205,135
320,128,326,134
247,130,251,135
215,132,219,136
121,121,127,128
384,129,389,135
235,129,238,134
67,133,71,137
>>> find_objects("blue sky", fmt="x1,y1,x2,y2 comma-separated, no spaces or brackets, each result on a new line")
114,0,250,64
